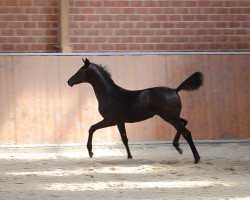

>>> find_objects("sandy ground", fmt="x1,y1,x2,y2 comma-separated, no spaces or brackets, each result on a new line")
0,142,249,200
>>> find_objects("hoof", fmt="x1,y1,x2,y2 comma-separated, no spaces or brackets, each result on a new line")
127,155,133,159
177,148,183,155
194,155,200,164
89,152,94,158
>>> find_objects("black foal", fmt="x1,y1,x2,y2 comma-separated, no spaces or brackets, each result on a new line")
68,58,203,164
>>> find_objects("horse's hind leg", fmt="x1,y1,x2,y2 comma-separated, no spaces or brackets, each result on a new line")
171,119,200,164
173,118,188,154
117,123,132,159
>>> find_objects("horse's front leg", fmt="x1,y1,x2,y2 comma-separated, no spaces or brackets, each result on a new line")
117,123,132,159
87,118,116,158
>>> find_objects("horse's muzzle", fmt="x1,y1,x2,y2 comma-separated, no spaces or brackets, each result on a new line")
67,79,74,87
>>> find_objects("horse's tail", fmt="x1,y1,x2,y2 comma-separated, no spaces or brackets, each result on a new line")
176,72,203,93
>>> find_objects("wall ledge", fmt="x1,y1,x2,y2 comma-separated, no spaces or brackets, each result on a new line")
0,51,250,56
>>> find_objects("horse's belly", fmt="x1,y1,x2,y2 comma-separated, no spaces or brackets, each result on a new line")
124,111,155,123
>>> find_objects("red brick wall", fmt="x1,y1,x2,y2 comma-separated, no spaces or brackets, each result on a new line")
0,0,249,52
0,0,59,52
70,0,250,52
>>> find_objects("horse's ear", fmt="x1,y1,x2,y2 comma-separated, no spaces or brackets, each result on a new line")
82,58,90,67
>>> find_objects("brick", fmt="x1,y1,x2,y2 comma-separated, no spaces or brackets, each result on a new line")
183,44,196,50
128,30,140,36
9,22,22,28
86,15,100,21
100,29,113,36
175,37,189,43
3,44,15,51
169,15,181,21
238,1,250,6
16,15,30,21
9,37,22,43
102,15,114,21
155,15,168,21
135,22,147,28
196,15,208,21
229,22,241,28
185,1,197,7
162,37,175,43
203,36,215,43
237,43,249,49
188,22,202,28
144,1,158,7
122,22,134,29
162,22,174,28
142,15,154,21
148,37,161,43
87,44,100,51
94,22,106,29
19,0,33,6
161,8,175,14
31,44,44,51
2,15,16,21
121,37,134,43
176,8,189,14
211,1,224,7
135,37,147,43
107,37,120,43
148,22,161,28
142,44,155,50
107,22,120,29
198,1,210,7
103,1,115,7
79,37,94,43
222,43,236,50
130,1,143,7
23,22,36,28
4,0,18,6
182,15,195,21
225,1,237,7
169,44,182,50
158,1,170,7
141,29,154,36
171,1,184,7
128,44,142,51
196,44,210,50
196,29,209,35
23,37,36,43
101,44,114,51
175,22,188,28
16,29,29,36
128,15,141,21
89,1,103,7
122,8,136,15
116,1,129,7
115,44,127,51
0,22,7,28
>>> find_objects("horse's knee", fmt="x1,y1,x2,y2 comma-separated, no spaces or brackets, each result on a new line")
89,125,95,134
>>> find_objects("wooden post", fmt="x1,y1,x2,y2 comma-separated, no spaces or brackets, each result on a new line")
59,0,72,53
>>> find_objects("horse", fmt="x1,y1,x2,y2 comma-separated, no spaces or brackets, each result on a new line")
68,58,203,164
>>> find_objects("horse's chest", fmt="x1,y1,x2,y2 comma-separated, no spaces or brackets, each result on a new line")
98,102,118,118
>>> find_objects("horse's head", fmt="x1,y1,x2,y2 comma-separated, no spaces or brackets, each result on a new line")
67,58,91,87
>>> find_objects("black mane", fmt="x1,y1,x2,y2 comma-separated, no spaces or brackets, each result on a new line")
92,63,117,86
98,64,112,79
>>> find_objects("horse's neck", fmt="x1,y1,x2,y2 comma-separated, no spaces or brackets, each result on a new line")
90,74,115,104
